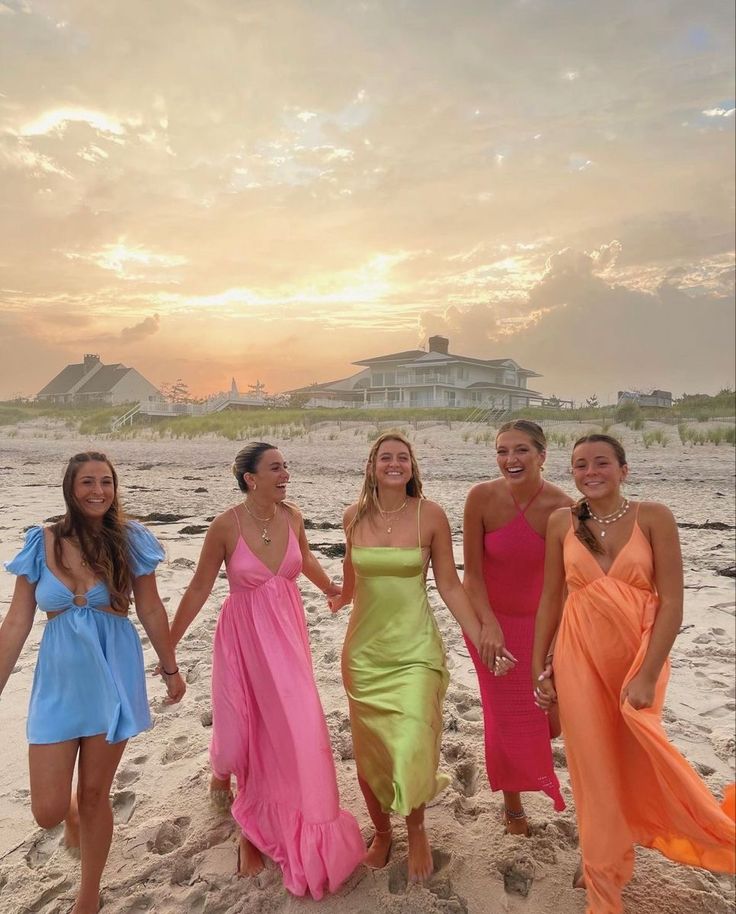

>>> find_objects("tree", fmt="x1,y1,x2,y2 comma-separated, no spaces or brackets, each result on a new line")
160,379,192,403
585,393,599,409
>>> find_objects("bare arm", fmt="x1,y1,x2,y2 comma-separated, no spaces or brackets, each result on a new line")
133,573,186,703
531,509,568,686
296,512,339,597
329,505,357,613
427,502,483,653
169,518,227,649
622,503,684,710
462,484,512,669
0,577,37,696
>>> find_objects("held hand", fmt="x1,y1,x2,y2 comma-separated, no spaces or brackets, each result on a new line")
478,619,517,674
323,580,342,599
622,672,656,710
533,674,557,712
328,591,349,614
162,670,186,704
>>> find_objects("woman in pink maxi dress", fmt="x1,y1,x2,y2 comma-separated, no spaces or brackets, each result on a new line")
170,443,364,898
463,421,572,832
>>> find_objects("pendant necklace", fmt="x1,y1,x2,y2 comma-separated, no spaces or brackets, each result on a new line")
378,499,407,534
244,500,278,544
587,498,629,538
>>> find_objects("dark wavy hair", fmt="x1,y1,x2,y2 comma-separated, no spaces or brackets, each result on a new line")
232,441,277,492
571,434,628,555
52,452,132,613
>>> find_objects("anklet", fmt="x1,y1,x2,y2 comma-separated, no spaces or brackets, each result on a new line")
504,808,527,819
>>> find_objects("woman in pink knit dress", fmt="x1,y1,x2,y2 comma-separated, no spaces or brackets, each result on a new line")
463,420,572,833
169,442,364,897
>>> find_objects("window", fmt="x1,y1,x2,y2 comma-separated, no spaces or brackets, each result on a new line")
372,372,384,387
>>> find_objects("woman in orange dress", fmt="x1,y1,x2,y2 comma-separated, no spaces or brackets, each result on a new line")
532,434,735,914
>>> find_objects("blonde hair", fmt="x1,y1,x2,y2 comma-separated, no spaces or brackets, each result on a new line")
347,432,424,539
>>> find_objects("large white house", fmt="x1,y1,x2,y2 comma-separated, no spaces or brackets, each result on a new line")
36,354,161,407
289,336,546,410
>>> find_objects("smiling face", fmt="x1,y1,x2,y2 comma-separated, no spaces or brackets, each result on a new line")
495,429,545,486
373,438,414,491
71,460,116,522
244,448,289,502
571,441,628,501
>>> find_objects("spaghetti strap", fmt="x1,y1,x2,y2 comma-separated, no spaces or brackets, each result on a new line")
230,506,244,536
510,481,545,516
416,499,422,548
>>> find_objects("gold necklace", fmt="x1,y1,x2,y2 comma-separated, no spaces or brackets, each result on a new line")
587,498,629,538
377,499,407,534
243,501,277,544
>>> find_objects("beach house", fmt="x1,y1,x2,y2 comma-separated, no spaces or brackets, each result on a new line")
36,354,162,407
288,336,546,410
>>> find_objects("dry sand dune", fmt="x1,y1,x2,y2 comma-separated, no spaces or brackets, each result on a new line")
0,420,733,914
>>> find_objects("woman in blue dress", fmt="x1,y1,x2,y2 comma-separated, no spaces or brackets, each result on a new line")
0,451,186,914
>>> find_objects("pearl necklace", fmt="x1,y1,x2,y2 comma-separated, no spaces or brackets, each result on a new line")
377,499,407,534
243,500,277,544
587,498,630,538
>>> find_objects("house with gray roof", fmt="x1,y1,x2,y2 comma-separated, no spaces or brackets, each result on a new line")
36,354,161,407
288,336,547,410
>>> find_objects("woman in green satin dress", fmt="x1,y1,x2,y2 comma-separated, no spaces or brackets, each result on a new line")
331,432,485,882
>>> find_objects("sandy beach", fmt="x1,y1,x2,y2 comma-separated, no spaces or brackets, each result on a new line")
0,419,734,914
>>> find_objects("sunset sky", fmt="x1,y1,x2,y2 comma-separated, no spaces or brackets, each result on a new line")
1,0,734,403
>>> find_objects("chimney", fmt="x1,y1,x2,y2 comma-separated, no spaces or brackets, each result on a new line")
428,335,449,355
83,353,101,372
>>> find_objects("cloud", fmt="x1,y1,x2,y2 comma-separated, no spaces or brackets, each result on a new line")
18,107,127,137
119,313,160,343
702,107,735,118
421,243,734,399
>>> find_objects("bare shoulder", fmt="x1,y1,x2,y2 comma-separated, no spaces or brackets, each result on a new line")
547,505,572,536
465,478,503,506
343,502,359,526
638,500,677,529
544,481,575,508
282,501,302,520
421,498,450,524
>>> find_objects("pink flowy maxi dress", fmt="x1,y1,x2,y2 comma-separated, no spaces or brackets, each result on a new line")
210,514,364,898
466,492,564,810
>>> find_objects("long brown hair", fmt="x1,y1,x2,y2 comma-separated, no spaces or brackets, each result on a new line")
347,432,424,539
52,452,133,613
571,434,628,555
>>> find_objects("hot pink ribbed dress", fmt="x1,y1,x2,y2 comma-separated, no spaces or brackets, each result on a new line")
209,515,364,898
466,490,564,810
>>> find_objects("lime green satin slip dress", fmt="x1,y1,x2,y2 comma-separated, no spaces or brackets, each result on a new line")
341,500,450,816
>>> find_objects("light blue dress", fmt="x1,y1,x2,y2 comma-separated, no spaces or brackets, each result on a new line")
4,522,165,745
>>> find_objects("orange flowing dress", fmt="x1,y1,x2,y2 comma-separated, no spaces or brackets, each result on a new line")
554,509,735,914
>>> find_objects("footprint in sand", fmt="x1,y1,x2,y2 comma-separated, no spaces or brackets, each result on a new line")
161,734,194,764
24,827,62,869
112,790,137,825
498,851,536,897
322,648,339,666
453,760,480,798
116,765,142,788
452,795,486,823
147,817,191,855
19,874,74,912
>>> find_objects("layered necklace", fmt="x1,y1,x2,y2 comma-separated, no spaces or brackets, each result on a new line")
377,499,407,534
243,500,278,544
586,497,630,538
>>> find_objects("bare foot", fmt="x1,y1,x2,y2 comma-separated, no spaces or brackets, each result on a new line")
63,793,80,853
407,823,433,882
573,858,586,889
364,828,392,869
237,834,264,877
209,774,234,810
503,808,529,836
69,894,100,914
